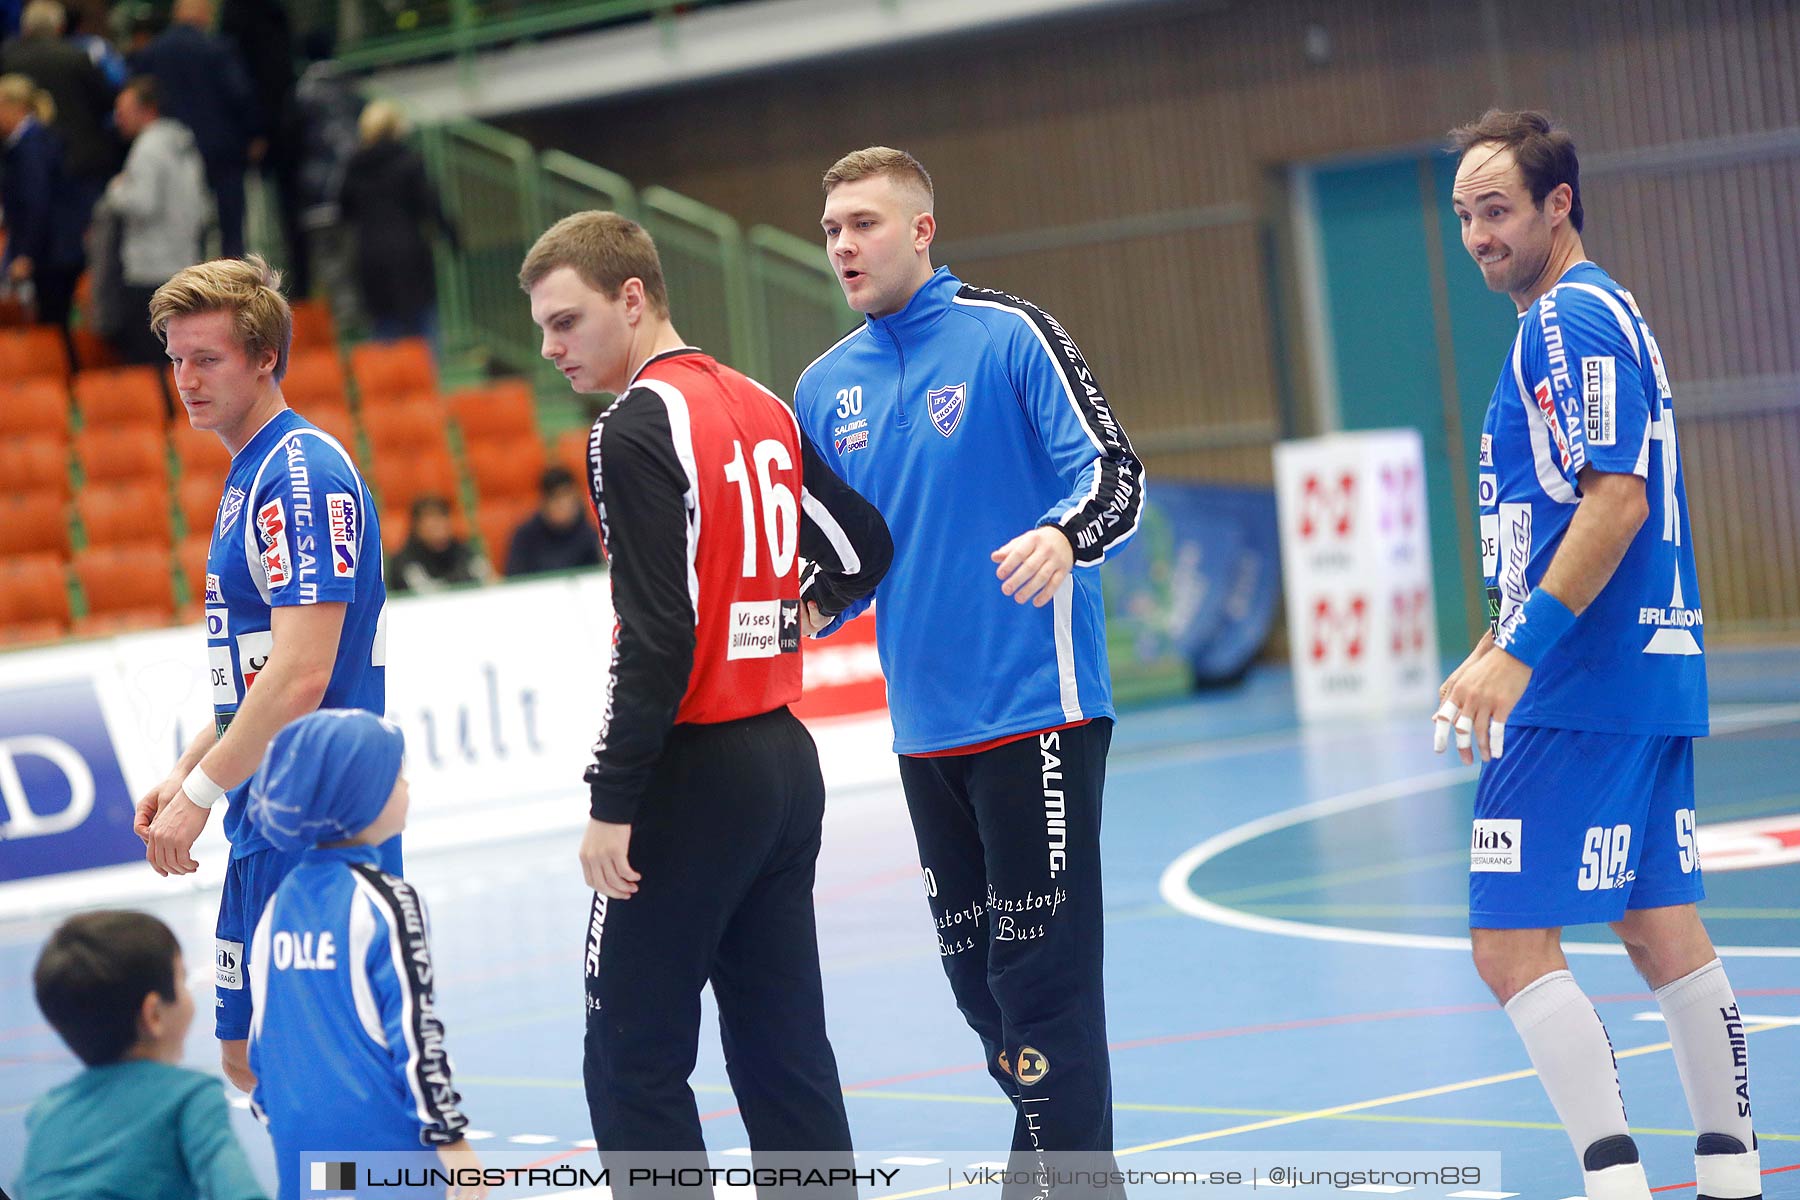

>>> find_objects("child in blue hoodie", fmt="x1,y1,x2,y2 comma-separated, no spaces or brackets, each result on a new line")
244,709,485,1200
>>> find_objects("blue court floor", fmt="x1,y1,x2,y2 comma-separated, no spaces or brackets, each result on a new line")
3,648,1796,1199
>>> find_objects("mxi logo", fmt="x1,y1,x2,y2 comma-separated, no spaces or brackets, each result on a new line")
1308,594,1366,664
1297,471,1356,541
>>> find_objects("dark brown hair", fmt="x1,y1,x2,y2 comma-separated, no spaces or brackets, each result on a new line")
34,911,181,1066
1448,109,1583,233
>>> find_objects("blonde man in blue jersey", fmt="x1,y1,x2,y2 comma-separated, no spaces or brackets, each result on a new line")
1437,110,1759,1200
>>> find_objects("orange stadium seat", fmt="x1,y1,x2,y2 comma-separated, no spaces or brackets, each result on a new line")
0,553,73,636
0,436,73,500
169,419,231,483
297,402,358,456
73,546,177,633
449,380,539,442
465,436,548,505
290,300,338,353
283,349,349,408
351,339,435,404
178,475,224,537
0,494,71,559
0,378,73,441
75,427,170,488
361,399,450,460
176,533,212,605
371,448,461,516
0,327,70,384
74,367,167,430
70,327,122,372
477,497,538,573
553,427,590,483
78,482,174,549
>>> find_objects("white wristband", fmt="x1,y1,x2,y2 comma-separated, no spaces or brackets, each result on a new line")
180,765,227,810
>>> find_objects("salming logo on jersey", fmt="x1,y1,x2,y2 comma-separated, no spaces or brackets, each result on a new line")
1478,262,1707,736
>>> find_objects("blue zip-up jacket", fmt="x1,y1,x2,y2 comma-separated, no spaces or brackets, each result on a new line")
795,267,1144,752
247,845,467,1200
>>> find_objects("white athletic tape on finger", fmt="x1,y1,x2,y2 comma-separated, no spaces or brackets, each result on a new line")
1432,701,1459,753
1490,719,1506,758
1454,720,1473,751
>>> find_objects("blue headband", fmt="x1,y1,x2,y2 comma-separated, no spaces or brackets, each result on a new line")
247,710,405,854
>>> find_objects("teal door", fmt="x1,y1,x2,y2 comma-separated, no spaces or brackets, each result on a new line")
1309,154,1521,657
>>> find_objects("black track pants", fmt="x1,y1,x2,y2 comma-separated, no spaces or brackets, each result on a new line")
898,719,1122,1197
583,707,855,1198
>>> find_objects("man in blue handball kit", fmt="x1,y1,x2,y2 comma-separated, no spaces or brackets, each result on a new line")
246,711,483,1200
1437,111,1759,1200
796,147,1143,1194
131,256,396,1098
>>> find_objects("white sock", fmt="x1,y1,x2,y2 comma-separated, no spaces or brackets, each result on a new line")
1504,970,1643,1192
1656,959,1761,1197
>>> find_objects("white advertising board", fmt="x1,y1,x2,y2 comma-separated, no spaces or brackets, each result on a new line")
1273,429,1438,719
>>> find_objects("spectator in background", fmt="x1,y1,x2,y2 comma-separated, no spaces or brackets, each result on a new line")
292,29,361,325
220,0,303,291
505,466,601,578
0,1,119,227
65,3,127,87
387,495,492,594
130,0,253,257
99,74,208,366
0,73,85,365
339,99,457,344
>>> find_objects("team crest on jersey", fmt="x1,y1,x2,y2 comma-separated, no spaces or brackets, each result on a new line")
327,493,358,578
217,486,247,536
927,382,966,438
256,499,292,589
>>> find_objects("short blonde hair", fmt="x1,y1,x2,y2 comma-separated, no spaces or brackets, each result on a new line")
821,146,934,209
149,255,294,381
0,74,55,124
518,210,669,317
21,0,64,37
358,99,409,146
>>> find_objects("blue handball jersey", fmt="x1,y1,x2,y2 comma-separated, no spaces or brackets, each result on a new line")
1480,260,1706,736
205,409,387,857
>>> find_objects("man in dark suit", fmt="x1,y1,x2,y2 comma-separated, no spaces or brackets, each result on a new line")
0,1,118,226
130,0,253,257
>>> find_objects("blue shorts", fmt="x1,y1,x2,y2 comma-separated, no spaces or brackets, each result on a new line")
1469,726,1703,929
215,834,401,1040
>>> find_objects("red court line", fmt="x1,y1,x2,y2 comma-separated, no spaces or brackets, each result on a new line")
1650,1160,1800,1193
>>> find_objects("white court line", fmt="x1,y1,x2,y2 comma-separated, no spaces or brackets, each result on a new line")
1159,737,1800,960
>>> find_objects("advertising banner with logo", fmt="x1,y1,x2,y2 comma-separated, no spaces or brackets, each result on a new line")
1274,430,1437,719
0,574,896,915
1100,483,1281,695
